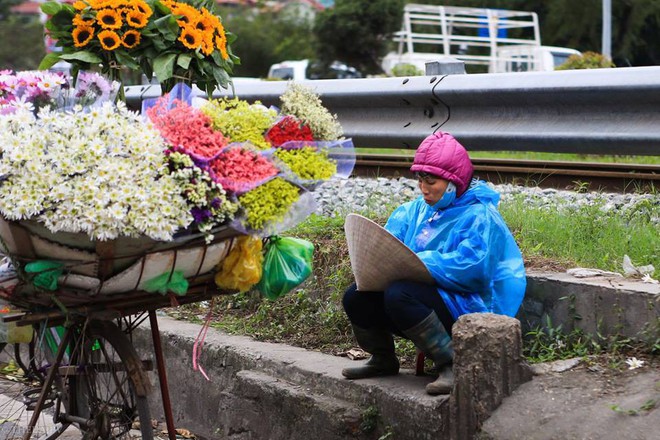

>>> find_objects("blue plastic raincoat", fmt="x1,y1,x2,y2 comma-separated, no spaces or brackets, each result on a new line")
384,180,526,319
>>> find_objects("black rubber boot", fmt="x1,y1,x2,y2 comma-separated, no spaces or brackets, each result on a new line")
403,312,454,395
341,326,400,380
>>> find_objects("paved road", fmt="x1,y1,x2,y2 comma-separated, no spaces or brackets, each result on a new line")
0,376,173,439
0,377,81,439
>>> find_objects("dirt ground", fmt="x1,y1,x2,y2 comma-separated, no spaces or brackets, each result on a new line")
480,356,660,440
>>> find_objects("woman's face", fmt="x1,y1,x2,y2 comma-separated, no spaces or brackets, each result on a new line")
417,173,450,205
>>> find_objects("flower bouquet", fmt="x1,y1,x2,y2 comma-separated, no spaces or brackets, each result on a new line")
143,82,355,235
0,70,68,114
39,0,238,96
0,72,353,304
0,70,123,115
0,74,239,300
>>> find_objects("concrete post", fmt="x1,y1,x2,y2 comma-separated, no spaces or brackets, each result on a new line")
449,313,533,440
425,57,466,75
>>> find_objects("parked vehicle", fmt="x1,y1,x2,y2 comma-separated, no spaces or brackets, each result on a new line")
267,59,362,81
381,3,581,75
495,45,581,72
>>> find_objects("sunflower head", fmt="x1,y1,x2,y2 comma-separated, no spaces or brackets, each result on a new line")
73,14,95,27
172,4,200,28
179,26,202,50
125,9,148,28
72,1,88,11
133,1,153,18
122,29,141,49
201,39,214,56
98,29,121,51
97,8,122,30
73,25,95,48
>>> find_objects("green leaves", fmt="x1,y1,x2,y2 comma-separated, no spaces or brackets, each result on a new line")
153,53,177,82
114,50,140,70
38,52,61,70
39,1,63,16
152,0,172,15
177,53,192,70
153,15,179,41
59,51,102,64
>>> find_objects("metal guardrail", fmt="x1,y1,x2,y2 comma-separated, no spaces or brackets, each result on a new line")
125,66,660,156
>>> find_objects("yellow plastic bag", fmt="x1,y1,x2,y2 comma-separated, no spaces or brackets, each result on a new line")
215,236,263,292
0,302,32,344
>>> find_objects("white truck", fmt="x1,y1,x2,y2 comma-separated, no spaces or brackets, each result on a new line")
381,3,580,75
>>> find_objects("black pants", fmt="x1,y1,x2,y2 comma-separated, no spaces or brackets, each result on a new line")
342,280,454,336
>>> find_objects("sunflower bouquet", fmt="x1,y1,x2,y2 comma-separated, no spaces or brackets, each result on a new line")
39,0,238,96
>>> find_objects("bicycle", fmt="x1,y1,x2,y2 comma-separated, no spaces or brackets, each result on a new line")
0,218,240,440
1,313,155,440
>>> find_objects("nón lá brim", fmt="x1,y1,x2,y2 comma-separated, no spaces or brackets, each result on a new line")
344,213,435,292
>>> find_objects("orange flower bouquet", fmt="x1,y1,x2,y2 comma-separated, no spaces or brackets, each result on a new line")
39,0,238,96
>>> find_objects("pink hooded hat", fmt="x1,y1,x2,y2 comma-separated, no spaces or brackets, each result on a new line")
410,132,474,196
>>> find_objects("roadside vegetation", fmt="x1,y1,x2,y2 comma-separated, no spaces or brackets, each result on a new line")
170,193,659,369
359,149,660,165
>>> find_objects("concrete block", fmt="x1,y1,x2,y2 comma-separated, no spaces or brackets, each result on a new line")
521,271,660,339
425,58,467,75
449,313,533,440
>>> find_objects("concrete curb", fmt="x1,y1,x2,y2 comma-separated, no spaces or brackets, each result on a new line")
522,270,659,338
131,271,658,439
134,317,449,439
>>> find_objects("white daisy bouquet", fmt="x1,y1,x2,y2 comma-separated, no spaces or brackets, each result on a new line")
0,102,193,241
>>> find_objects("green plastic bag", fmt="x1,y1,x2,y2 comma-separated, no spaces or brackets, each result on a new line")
25,260,64,291
256,236,314,300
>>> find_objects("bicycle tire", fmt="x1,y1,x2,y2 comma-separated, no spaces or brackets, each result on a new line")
71,319,154,440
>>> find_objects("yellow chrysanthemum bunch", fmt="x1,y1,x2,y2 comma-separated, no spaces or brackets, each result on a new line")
70,0,152,51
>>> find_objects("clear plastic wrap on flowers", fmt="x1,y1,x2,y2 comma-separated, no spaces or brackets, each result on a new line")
0,70,121,115
61,71,121,110
233,177,316,237
142,82,196,116
273,139,356,189
0,70,68,114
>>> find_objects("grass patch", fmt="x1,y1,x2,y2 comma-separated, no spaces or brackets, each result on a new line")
501,194,659,275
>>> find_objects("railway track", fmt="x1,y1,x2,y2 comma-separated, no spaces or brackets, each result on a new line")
351,153,660,192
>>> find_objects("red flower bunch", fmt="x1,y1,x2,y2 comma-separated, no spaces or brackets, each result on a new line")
146,98,229,159
266,115,314,147
210,146,279,193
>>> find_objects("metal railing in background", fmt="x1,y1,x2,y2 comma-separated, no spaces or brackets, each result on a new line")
124,66,660,156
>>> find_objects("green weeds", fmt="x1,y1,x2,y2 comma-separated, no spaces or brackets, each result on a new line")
360,405,379,433
500,195,659,277
524,315,598,363
610,399,657,416
523,314,656,365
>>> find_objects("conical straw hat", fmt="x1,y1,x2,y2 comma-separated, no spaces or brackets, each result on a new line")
344,213,435,292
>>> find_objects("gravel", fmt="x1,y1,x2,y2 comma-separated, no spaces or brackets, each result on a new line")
312,176,660,225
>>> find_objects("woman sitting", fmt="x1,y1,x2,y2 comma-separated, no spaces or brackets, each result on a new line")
341,131,527,395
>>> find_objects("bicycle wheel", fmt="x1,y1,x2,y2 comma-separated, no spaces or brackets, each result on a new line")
71,319,154,440
0,327,71,440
